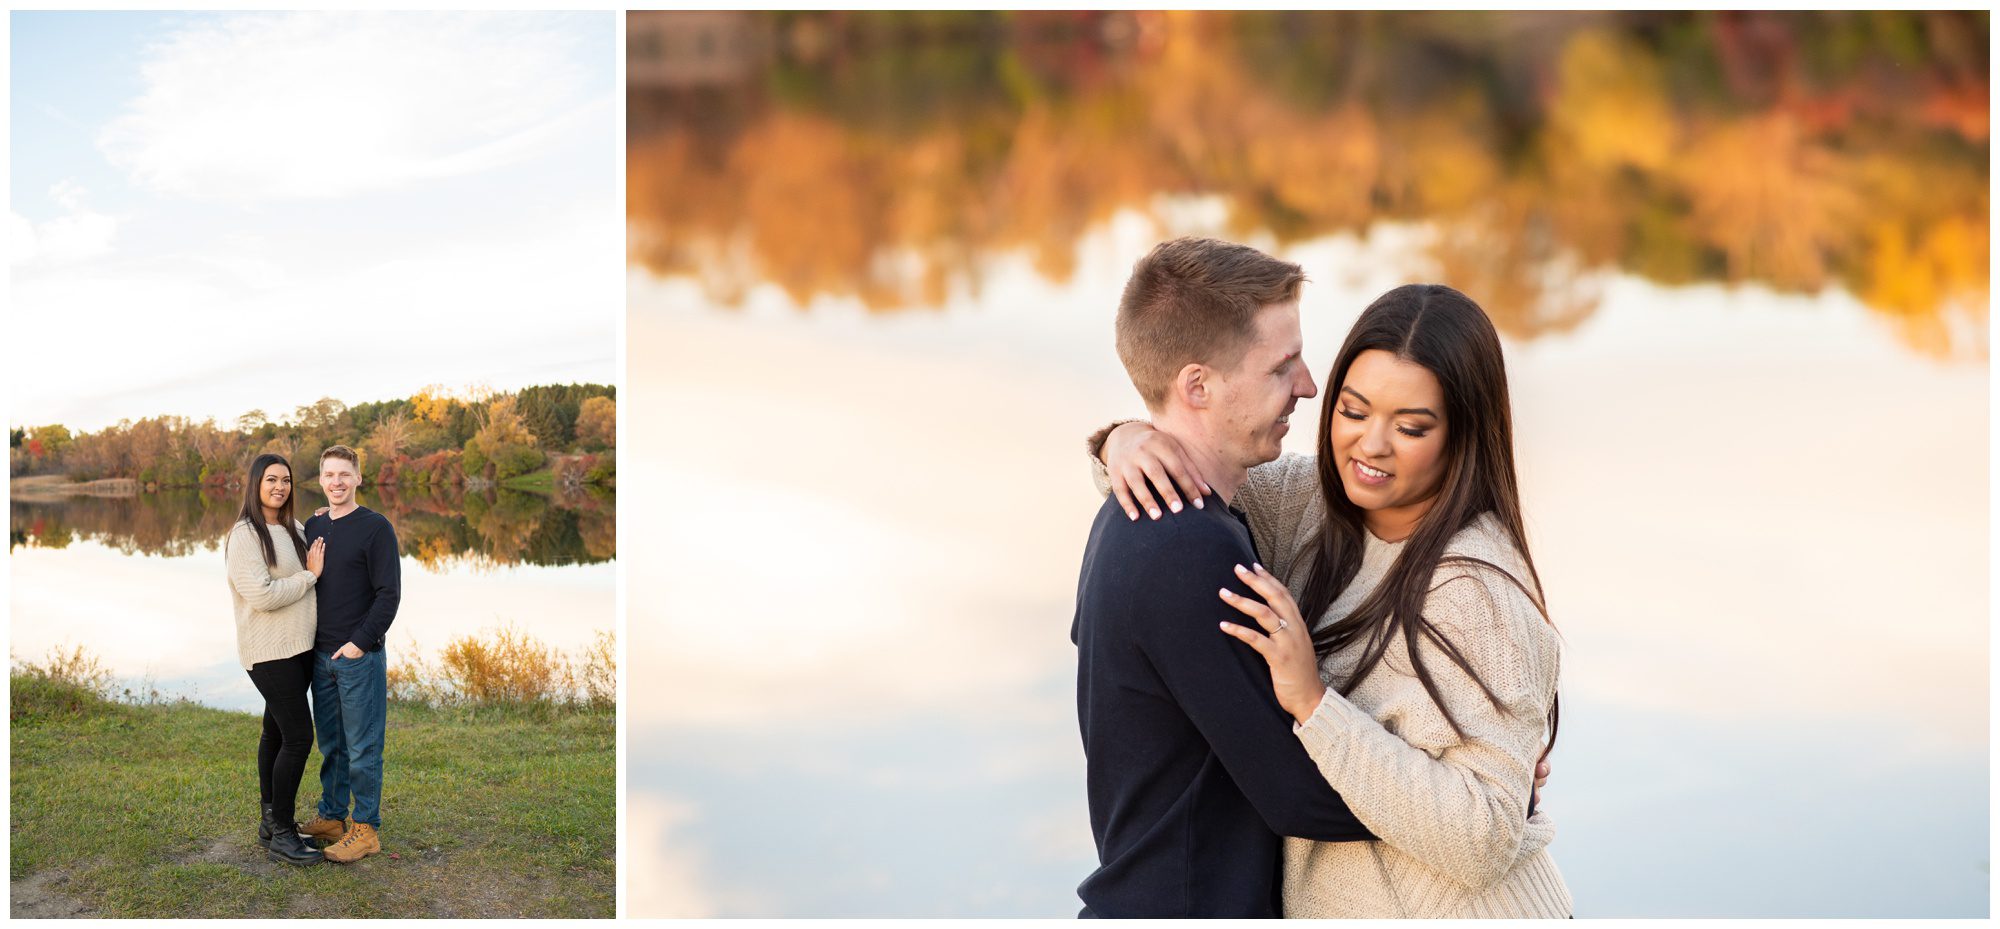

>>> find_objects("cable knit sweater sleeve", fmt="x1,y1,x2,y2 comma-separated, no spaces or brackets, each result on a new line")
1234,453,1318,582
1089,444,1324,580
226,521,316,611
1290,560,1560,891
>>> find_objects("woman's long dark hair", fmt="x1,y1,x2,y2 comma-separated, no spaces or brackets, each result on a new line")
1296,283,1558,757
235,454,309,568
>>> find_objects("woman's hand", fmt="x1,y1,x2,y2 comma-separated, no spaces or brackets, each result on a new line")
305,538,326,577
313,506,330,517
1218,562,1325,724
1103,421,1212,521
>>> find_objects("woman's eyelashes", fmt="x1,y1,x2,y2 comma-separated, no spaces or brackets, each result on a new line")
1336,405,1429,438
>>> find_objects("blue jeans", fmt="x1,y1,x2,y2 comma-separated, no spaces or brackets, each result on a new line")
311,647,386,828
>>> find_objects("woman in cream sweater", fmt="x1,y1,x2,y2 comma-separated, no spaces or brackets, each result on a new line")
225,453,327,866
1099,284,1570,917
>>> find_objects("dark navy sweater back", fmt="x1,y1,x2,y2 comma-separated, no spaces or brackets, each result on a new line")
1072,490,1372,918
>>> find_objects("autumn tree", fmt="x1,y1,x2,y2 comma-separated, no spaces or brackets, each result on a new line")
410,385,456,427
462,395,545,482
367,410,414,461
575,396,617,451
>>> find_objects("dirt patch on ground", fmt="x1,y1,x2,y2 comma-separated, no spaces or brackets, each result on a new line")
410,866,560,919
182,835,288,877
12,847,604,918
11,869,97,918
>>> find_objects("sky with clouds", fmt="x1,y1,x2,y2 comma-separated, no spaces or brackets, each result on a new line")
10,11,619,432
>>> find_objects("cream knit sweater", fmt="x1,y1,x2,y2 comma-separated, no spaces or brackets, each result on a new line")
1235,453,1571,918
225,519,318,670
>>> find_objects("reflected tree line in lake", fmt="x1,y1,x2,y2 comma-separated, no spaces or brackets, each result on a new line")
629,10,1988,358
10,483,615,570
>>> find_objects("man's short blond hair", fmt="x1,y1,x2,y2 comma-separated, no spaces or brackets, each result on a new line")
320,445,359,469
1115,237,1305,408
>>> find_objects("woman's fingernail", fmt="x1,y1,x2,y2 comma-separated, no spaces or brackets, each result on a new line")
1253,563,1263,572
1218,588,1232,598
1234,564,1247,574
1193,497,1204,509
1148,508,1160,519
1169,500,1181,513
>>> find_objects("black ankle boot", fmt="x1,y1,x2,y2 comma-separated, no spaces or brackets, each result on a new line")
265,809,322,866
258,803,274,848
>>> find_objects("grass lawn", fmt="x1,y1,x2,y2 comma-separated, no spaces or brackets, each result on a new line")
10,675,614,918
498,469,557,492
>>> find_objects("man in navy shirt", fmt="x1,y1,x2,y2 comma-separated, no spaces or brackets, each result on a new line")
1072,238,1373,917
296,444,400,864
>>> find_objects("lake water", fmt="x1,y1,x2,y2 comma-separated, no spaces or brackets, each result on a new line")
624,12,1988,917
9,485,615,711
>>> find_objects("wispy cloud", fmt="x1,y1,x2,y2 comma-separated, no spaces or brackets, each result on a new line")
10,181,119,267
98,12,594,201
10,203,618,431
11,11,616,432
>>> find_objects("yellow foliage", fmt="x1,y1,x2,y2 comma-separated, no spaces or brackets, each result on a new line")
1864,217,1991,359
1549,29,1676,173
409,385,456,427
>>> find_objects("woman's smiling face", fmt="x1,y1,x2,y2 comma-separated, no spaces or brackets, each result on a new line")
259,462,292,513
1330,349,1448,539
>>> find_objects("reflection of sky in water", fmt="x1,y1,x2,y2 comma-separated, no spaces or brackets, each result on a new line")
629,212,1986,916
10,540,614,712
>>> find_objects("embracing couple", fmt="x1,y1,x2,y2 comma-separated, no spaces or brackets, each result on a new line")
1073,238,1571,917
224,445,401,866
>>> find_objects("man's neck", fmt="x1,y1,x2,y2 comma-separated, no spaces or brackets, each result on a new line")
1152,412,1246,505
328,501,360,519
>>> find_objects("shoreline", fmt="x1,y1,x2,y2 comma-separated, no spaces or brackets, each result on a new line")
10,463,610,498
10,475,141,498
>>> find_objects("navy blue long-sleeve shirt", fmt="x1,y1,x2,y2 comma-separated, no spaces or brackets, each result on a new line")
305,506,401,653
1072,488,1374,918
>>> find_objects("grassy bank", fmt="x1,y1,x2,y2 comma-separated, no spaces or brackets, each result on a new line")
498,468,557,492
10,674,614,918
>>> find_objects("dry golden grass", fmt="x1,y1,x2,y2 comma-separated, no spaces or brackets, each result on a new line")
389,626,614,711
12,644,113,697
575,629,616,710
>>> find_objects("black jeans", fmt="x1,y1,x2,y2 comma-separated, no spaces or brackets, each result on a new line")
246,649,316,824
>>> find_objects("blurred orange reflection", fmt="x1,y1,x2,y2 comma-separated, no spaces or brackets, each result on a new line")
629,10,1988,358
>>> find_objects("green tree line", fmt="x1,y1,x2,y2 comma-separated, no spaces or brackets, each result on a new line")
10,384,617,490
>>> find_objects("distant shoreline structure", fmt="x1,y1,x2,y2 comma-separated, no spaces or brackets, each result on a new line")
11,475,140,498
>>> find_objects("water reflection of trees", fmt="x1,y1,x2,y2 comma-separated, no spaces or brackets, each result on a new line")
10,486,616,570
629,10,1988,357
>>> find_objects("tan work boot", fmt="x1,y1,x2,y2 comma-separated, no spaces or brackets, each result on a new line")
323,822,380,864
299,814,350,844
